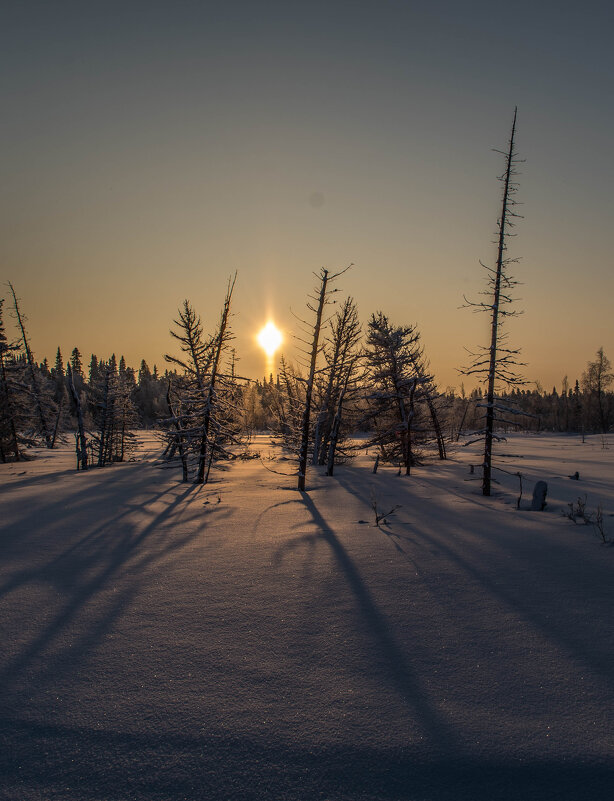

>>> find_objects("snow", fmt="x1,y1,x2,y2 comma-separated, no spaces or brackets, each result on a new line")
1,433,613,800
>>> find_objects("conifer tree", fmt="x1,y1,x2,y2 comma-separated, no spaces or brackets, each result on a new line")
70,347,83,377
0,299,21,461
462,109,526,495
163,276,241,483
364,312,431,474
581,348,613,433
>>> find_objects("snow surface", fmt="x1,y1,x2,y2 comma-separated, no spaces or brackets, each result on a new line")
1,433,613,800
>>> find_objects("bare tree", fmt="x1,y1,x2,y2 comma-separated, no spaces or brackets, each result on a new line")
313,296,362,468
462,108,526,496
66,363,88,470
8,282,55,448
163,276,241,484
195,275,237,484
294,266,350,491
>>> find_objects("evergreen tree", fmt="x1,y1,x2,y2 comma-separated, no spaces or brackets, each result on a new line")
0,299,21,461
364,312,430,474
71,347,83,377
89,354,100,386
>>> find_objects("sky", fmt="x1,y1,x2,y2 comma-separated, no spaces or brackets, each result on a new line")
1,0,612,392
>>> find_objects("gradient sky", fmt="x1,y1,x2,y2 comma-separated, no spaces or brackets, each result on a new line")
2,0,612,391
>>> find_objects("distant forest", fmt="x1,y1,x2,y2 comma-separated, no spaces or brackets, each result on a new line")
1,285,612,471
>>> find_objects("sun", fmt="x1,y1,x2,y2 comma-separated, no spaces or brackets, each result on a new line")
257,321,283,357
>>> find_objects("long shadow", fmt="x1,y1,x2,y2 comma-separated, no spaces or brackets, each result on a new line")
0,483,203,693
408,516,614,692
0,473,192,598
297,491,460,755
333,464,614,689
2,716,612,801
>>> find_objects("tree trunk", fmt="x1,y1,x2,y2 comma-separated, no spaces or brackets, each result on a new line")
8,282,53,448
166,380,188,481
0,353,20,461
325,363,353,476
426,394,446,459
298,270,329,491
195,276,235,484
67,365,88,470
483,108,517,496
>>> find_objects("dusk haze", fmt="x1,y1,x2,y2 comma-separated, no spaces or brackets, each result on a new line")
1,3,613,801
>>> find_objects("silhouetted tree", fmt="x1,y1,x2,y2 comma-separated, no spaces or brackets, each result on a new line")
364,312,430,474
8,282,56,448
462,108,527,495
295,266,350,491
0,299,21,461
581,347,613,433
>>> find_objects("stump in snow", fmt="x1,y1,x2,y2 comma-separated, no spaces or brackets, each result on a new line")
531,480,548,511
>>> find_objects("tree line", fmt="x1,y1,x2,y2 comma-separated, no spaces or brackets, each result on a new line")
2,274,610,483
2,110,612,492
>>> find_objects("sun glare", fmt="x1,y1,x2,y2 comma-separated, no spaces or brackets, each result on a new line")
257,321,283,357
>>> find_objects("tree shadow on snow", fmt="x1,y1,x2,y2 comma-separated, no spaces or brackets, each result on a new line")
0,482,203,699
295,490,461,756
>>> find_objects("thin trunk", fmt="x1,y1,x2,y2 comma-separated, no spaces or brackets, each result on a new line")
50,393,64,449
298,270,329,491
426,393,446,459
98,370,110,466
166,380,188,481
456,399,469,442
8,282,52,447
0,353,20,461
483,108,517,496
404,379,417,475
67,365,88,470
195,276,235,484
325,362,353,476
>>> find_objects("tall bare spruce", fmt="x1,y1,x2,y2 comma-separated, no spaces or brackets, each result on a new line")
463,108,525,496
296,266,349,491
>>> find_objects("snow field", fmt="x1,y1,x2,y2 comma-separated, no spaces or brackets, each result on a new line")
0,433,613,800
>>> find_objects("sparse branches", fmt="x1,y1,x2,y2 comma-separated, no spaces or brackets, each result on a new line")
312,296,362,472
296,266,351,491
370,489,401,527
7,282,56,448
461,108,528,496
163,275,242,483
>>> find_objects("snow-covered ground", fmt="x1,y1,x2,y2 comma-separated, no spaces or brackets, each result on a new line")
1,433,613,800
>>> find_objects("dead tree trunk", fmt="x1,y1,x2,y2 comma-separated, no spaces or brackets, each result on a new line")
195,275,236,484
298,269,329,491
425,394,446,459
67,365,88,470
50,393,64,450
325,359,356,476
483,109,518,496
166,379,188,482
8,282,52,447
